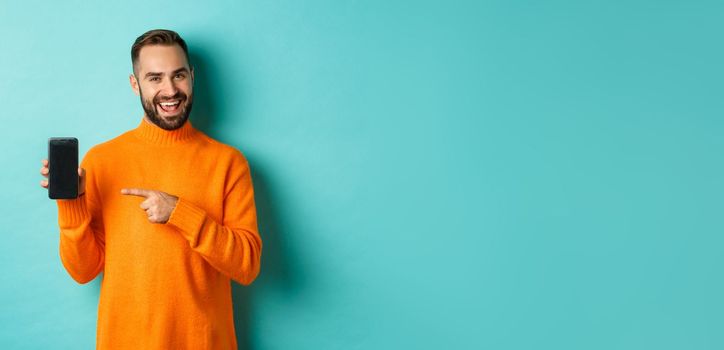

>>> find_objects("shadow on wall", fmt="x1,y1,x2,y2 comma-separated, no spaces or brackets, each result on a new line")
189,48,307,349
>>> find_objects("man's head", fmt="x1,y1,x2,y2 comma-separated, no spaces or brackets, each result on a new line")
130,29,194,130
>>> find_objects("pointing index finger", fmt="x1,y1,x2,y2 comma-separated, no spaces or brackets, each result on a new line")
121,188,152,197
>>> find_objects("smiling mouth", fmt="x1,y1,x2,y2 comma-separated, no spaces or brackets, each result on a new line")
157,100,182,113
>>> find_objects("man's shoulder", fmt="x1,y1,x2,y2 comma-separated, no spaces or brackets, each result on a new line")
82,130,136,164
196,132,249,164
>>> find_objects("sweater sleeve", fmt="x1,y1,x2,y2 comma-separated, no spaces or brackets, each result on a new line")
57,156,105,284
165,154,262,285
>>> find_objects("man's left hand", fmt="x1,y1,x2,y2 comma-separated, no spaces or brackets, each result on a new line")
121,188,178,224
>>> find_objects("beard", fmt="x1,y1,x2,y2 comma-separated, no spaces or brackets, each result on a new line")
139,87,194,131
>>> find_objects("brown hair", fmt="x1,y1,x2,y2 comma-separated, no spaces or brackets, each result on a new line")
131,29,191,74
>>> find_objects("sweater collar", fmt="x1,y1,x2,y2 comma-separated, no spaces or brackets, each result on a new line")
133,117,197,145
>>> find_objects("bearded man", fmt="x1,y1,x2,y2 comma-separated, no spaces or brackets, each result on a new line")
39,29,262,350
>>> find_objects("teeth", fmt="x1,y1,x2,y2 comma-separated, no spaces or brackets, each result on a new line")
160,101,180,106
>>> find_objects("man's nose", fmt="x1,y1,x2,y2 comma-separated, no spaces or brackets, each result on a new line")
159,77,178,96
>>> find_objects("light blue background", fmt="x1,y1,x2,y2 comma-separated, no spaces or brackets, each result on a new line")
1,1,723,349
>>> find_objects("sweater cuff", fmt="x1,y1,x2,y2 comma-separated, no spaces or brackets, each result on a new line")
56,195,91,229
166,197,207,246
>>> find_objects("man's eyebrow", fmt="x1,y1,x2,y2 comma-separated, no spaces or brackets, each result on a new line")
143,67,190,78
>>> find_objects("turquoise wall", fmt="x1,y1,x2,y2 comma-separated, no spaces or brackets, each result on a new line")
2,1,723,349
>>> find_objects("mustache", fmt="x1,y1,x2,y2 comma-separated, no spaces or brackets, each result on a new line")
154,92,187,104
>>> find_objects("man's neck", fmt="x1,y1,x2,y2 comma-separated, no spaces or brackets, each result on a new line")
142,114,188,131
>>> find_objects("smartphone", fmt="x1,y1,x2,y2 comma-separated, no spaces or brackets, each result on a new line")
48,137,79,199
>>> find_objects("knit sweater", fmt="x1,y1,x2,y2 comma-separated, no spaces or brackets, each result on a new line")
56,118,262,349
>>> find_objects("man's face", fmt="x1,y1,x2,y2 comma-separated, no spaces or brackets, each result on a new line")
130,44,194,130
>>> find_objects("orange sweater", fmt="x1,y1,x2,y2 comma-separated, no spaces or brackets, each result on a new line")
56,119,262,349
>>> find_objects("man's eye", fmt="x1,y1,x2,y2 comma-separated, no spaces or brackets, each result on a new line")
174,74,185,80
149,77,160,82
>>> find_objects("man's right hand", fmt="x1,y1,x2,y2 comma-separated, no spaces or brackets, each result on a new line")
40,159,86,197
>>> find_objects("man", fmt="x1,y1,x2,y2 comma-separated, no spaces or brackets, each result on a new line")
39,29,262,349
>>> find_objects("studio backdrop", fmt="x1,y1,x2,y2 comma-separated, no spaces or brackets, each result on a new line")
1,1,723,349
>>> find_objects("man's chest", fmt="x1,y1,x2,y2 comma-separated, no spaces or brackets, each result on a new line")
94,147,229,222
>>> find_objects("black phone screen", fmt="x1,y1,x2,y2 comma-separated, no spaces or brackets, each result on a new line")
48,137,79,199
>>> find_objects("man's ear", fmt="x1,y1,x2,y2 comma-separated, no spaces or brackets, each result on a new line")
190,66,195,86
129,73,140,96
